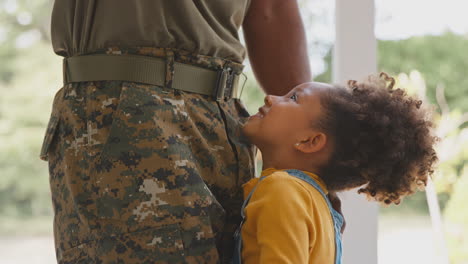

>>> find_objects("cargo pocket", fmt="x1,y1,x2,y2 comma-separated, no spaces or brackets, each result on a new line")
84,82,132,221
59,223,187,263
122,223,186,259
96,84,133,164
40,88,64,161
89,82,168,221
179,215,219,261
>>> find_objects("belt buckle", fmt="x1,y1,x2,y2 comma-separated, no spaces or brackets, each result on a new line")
214,67,234,101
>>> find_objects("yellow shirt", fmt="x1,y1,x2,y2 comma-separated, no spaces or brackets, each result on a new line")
241,168,335,264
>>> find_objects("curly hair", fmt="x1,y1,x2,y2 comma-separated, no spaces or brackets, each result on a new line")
317,72,438,205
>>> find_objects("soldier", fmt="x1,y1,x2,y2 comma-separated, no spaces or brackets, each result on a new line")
40,1,312,263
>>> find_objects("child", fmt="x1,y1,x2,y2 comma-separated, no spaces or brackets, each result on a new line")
232,73,438,264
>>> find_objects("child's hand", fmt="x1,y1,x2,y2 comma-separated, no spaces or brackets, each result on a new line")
328,192,346,234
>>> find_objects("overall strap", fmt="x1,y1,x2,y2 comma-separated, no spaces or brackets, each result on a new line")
285,169,329,200
233,170,343,264
232,176,267,264
285,169,343,264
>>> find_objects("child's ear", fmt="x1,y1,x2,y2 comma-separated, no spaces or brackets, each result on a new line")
294,132,327,154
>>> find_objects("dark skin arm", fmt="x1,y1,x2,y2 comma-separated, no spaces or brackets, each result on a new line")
243,0,311,96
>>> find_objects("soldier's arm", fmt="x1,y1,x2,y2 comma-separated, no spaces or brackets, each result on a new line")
243,0,311,96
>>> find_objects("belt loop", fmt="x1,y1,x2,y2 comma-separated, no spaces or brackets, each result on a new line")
62,58,69,85
164,49,175,89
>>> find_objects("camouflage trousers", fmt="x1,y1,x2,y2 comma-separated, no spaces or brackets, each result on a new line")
40,47,256,264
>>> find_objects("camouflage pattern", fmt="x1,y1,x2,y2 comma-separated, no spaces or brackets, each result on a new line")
40,47,256,263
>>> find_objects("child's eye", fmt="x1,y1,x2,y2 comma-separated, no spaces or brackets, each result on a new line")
290,93,298,101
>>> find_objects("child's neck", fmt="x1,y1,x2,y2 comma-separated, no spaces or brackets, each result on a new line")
261,152,321,176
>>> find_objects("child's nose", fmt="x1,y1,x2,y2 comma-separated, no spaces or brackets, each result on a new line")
264,95,279,106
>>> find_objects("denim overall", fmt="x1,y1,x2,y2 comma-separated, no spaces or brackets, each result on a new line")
232,169,343,264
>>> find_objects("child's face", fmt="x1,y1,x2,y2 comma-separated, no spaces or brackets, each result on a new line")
242,82,333,151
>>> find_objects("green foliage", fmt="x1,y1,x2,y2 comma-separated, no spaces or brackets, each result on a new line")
314,51,332,83
0,42,61,220
378,33,468,114
0,0,53,83
0,0,59,227
444,165,468,263
316,32,468,113
239,72,265,115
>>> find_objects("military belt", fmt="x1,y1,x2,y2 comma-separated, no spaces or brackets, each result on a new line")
63,54,243,101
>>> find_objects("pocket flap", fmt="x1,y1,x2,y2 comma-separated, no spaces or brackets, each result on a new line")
40,88,64,161
39,113,59,161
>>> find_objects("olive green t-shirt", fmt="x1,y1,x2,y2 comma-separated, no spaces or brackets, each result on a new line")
51,0,251,63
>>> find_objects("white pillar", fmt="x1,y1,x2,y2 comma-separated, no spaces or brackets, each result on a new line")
333,1,378,264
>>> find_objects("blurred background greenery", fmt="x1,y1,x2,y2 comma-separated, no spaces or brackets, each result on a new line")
1,0,467,263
